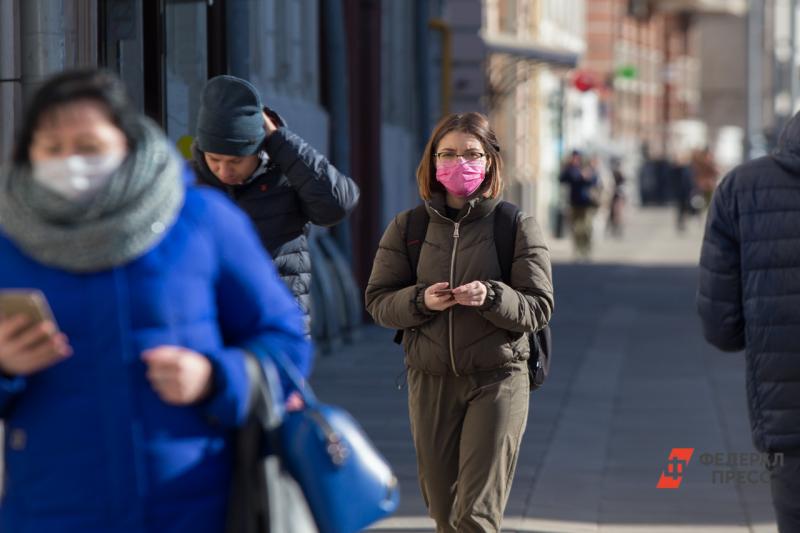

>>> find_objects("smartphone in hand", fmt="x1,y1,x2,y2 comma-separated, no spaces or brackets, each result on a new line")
0,290,59,330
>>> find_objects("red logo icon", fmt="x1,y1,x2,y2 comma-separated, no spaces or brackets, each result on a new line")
657,448,694,489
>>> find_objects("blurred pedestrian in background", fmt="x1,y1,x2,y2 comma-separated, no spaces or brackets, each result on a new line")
0,69,311,533
606,157,626,238
365,112,553,533
190,75,360,336
691,146,719,210
698,111,800,533
559,149,600,260
673,151,695,233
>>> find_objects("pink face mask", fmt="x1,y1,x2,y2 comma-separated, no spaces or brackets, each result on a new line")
435,160,486,198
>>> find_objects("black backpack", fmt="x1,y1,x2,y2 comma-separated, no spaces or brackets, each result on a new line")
393,201,551,390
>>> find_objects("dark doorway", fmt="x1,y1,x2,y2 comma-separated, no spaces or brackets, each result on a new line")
98,0,226,151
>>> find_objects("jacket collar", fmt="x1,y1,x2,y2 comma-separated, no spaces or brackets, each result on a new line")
426,191,500,224
191,142,270,191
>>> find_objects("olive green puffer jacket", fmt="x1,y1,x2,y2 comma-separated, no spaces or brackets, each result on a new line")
365,194,553,376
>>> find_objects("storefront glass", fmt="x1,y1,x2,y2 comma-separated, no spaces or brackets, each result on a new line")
102,0,146,112
164,0,207,145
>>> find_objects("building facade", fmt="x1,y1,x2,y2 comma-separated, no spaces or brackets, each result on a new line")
580,0,745,203
440,0,586,233
485,0,587,227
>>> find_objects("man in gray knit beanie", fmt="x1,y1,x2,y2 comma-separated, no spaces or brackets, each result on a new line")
196,75,266,159
191,75,360,338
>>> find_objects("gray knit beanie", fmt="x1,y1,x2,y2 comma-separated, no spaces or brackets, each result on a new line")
196,75,265,156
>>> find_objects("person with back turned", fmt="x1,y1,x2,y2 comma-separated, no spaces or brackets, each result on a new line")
698,111,800,532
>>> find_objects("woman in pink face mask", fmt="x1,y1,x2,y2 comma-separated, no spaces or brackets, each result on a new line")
366,112,554,532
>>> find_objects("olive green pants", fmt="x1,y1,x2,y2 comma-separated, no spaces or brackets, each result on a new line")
570,206,594,258
407,365,529,533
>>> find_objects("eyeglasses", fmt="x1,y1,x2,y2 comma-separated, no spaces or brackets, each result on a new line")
433,150,486,163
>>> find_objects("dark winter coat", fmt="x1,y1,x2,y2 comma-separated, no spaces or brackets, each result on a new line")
698,112,800,453
559,163,599,207
365,193,553,376
191,124,360,331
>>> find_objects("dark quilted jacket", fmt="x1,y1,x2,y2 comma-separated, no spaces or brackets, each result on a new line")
698,112,800,453
365,194,553,375
191,125,360,332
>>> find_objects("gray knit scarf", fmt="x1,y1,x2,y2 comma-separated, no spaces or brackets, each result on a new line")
0,117,185,273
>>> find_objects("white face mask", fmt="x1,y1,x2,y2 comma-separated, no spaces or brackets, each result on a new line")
32,152,127,202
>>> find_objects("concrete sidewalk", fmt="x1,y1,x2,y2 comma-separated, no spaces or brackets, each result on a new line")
310,207,777,533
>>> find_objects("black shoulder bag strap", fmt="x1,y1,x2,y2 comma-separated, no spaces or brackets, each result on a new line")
493,201,519,282
492,201,551,390
405,204,430,279
393,205,429,345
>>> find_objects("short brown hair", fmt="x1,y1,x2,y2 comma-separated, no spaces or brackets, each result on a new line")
416,112,503,200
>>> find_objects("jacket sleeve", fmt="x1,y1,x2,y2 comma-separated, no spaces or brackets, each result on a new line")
203,195,312,428
697,178,745,352
365,212,439,329
477,214,554,333
264,128,360,227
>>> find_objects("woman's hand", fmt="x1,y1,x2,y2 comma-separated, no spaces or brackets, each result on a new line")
0,316,72,376
142,346,213,405
424,282,457,312
452,281,488,307
286,391,304,412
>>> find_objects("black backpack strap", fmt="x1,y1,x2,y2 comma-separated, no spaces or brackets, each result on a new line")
405,204,430,280
394,204,429,345
492,201,551,390
493,201,521,284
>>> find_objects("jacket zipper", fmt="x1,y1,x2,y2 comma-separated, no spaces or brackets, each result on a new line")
431,204,472,377
448,222,460,376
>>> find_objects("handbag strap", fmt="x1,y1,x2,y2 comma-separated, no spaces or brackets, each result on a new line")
249,341,319,408
243,352,286,429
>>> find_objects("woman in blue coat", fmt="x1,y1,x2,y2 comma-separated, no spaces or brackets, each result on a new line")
0,69,312,532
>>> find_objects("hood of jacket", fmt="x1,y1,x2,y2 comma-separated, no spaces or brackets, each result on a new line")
772,110,800,175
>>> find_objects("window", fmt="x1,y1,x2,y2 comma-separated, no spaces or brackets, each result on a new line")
164,0,208,143
227,0,319,103
100,0,146,112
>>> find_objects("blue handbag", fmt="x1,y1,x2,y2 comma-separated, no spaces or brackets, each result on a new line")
250,343,400,533
227,353,318,533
